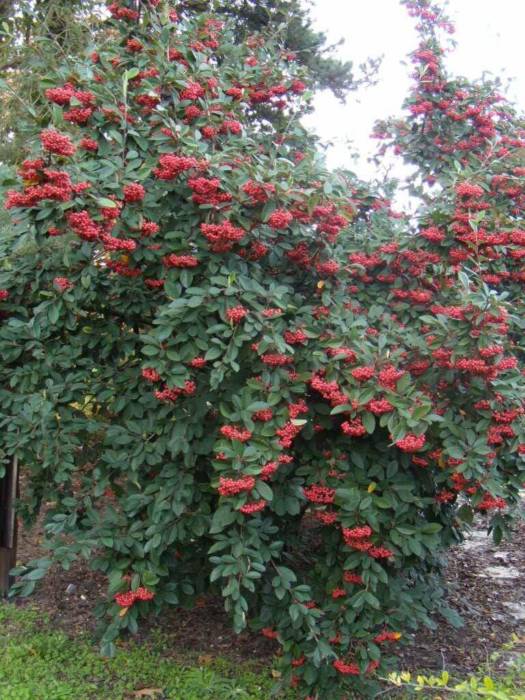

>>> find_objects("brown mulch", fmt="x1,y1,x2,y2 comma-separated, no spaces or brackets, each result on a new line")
398,518,525,672
11,510,525,674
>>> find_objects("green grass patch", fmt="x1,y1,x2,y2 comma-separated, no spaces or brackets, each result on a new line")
1,602,523,699
0,603,286,700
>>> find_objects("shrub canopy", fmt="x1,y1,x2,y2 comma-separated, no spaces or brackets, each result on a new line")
1,1,524,697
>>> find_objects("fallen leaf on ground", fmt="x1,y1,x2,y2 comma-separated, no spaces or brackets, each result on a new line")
131,689,163,698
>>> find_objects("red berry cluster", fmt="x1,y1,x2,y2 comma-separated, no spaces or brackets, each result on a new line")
261,353,292,366
220,425,252,442
276,421,303,448
40,129,76,156
395,433,426,452
153,154,205,180
367,398,394,415
188,177,232,206
341,418,367,438
242,180,275,204
114,586,155,608
141,368,161,383
154,381,196,403
351,366,375,382
218,475,255,496
303,484,336,504
239,499,267,514
123,183,145,202
267,208,293,229
53,277,73,292
163,254,199,268
200,221,246,251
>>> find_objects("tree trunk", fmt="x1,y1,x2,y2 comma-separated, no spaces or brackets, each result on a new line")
0,456,18,597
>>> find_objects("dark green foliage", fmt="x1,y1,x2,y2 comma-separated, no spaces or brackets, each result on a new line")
180,0,360,100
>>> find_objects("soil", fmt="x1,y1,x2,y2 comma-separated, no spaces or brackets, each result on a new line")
397,518,525,673
10,507,525,675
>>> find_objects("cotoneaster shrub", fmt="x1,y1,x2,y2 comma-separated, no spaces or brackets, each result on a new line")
375,1,525,325
1,1,524,698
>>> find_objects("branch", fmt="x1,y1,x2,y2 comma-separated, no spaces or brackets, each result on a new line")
0,59,21,72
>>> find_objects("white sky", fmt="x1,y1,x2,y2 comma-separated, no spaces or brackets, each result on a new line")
305,0,525,180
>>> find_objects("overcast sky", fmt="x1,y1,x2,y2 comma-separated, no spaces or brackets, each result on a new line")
305,0,525,180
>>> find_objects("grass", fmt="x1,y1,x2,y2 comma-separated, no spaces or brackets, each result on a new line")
1,602,524,700
0,603,285,700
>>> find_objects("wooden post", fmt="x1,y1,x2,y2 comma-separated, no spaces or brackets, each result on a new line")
0,456,18,597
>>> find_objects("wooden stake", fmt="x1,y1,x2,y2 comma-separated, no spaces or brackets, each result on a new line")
0,456,19,597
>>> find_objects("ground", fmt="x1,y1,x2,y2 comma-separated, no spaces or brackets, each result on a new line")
2,510,524,699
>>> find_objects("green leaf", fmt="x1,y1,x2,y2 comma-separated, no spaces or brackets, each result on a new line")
25,568,47,581
330,404,354,415
275,566,296,586
97,198,118,208
209,506,237,534
100,641,116,658
210,565,224,583
142,346,159,356
247,401,270,412
336,488,361,510
440,606,464,628
205,346,223,361
124,68,140,80
364,592,380,609
256,480,273,501
48,303,61,324
420,523,443,534
362,413,376,434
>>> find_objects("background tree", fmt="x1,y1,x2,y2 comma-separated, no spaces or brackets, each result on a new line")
0,1,106,164
0,0,369,169
179,0,376,100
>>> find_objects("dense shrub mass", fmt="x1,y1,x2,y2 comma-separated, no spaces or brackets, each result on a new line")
1,1,524,697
